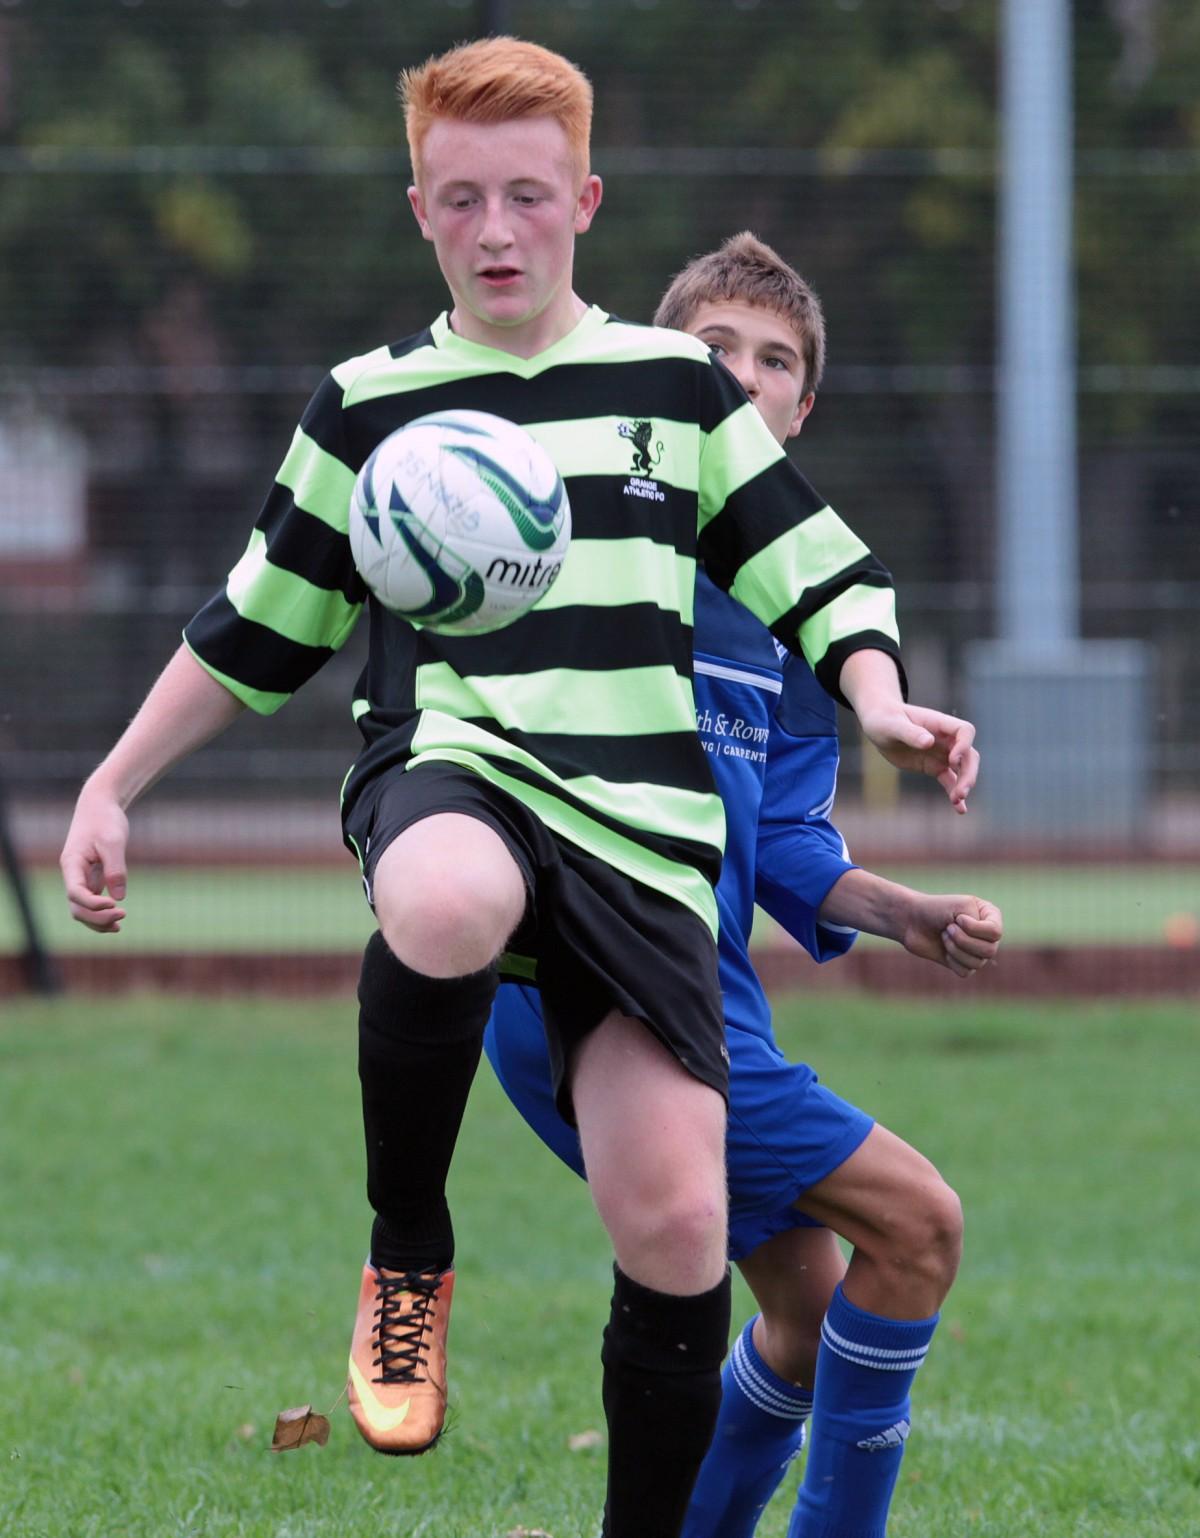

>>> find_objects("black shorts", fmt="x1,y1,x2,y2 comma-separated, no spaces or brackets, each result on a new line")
343,763,728,1123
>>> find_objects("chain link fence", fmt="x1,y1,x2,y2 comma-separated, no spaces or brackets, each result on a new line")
2,1,1197,864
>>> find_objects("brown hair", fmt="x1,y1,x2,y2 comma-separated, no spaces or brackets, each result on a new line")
399,36,593,187
654,231,826,393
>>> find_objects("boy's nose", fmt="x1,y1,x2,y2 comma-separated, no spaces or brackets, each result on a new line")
478,199,514,250
733,363,759,398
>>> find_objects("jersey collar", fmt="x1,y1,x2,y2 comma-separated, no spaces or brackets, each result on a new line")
429,305,609,378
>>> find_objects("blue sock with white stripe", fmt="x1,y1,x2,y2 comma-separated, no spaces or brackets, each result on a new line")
683,1316,812,1538
787,1284,938,1538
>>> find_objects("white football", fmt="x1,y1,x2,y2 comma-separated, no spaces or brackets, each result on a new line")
348,409,571,634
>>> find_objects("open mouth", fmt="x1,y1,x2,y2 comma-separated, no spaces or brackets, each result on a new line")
478,266,522,286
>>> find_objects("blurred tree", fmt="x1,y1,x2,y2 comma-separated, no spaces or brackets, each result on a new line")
0,0,1194,593
0,0,1195,798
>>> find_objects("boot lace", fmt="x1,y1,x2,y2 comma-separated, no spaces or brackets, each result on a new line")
372,1269,442,1384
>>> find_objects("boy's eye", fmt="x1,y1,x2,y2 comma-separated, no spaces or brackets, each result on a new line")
706,341,727,357
762,356,787,371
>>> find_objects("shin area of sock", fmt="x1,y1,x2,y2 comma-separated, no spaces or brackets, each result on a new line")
601,1266,732,1538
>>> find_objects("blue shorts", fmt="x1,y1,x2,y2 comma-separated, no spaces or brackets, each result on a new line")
484,981,874,1264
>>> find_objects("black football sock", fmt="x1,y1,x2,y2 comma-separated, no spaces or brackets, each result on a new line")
356,928,498,1273
600,1264,731,1538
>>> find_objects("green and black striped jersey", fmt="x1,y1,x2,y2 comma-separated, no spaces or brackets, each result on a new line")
185,306,901,933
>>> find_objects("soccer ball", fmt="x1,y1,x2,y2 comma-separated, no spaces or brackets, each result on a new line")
348,409,571,634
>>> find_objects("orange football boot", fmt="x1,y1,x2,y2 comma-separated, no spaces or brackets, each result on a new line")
347,1262,454,1455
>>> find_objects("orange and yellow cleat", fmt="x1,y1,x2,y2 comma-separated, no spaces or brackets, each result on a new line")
347,1262,454,1455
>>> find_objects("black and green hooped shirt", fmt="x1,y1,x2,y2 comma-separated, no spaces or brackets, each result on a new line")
185,307,902,934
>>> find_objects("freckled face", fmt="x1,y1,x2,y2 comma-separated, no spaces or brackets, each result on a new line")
408,115,602,356
688,300,814,446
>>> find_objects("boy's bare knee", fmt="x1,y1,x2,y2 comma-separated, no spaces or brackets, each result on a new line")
605,1183,727,1294
891,1179,963,1294
372,817,525,974
588,1142,727,1291
925,1180,964,1281
646,1186,726,1256
378,882,505,974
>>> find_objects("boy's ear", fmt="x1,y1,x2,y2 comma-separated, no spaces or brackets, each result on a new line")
574,174,603,234
787,392,816,439
407,184,434,242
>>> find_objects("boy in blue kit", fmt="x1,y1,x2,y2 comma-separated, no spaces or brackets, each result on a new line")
485,233,1003,1538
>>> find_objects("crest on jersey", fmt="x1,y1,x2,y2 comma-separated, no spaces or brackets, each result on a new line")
617,418,664,477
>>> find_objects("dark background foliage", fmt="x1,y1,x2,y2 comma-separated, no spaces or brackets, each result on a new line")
1,0,1196,804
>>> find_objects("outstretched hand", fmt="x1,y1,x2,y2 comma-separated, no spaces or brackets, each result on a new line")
902,893,1002,977
857,702,979,814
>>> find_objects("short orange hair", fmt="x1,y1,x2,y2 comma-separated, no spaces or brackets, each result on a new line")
400,36,593,187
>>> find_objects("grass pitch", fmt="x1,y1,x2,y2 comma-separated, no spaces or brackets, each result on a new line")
0,992,1196,1537
7,860,1200,953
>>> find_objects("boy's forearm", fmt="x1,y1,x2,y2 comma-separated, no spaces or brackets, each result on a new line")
84,643,246,811
838,648,905,716
817,868,914,944
835,649,978,814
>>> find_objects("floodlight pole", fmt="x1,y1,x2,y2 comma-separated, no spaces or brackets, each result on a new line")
966,0,1153,843
997,0,1078,648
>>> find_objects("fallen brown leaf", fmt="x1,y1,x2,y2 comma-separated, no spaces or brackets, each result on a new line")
505,1529,554,1537
567,1428,603,1452
270,1404,331,1452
